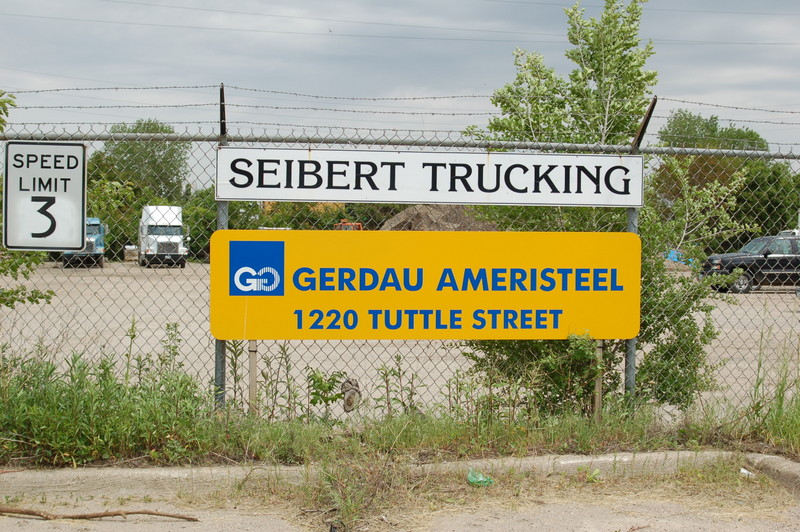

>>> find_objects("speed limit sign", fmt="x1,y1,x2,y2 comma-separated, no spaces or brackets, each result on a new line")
3,141,86,251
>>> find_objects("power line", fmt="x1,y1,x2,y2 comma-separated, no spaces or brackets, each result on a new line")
97,0,556,37
480,0,800,17
4,11,800,46
0,12,566,44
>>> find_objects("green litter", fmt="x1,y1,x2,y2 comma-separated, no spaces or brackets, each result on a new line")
467,469,494,487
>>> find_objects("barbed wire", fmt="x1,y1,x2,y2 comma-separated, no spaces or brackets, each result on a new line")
11,101,649,121
660,97,800,114
15,103,217,110
224,104,495,116
12,107,797,130
225,86,492,101
4,121,800,150
6,121,219,126
10,86,800,117
6,85,800,149
11,85,218,95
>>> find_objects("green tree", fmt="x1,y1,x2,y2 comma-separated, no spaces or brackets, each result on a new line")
468,0,655,145
464,0,734,410
85,119,193,260
0,90,54,310
634,157,753,405
0,90,14,130
655,110,800,250
184,188,272,260
86,178,145,260
183,188,217,260
89,119,191,202
657,109,767,150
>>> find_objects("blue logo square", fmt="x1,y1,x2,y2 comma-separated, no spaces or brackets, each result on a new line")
229,241,285,296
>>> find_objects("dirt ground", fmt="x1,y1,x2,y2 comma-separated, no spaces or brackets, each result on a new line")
3,454,800,531
2,476,800,531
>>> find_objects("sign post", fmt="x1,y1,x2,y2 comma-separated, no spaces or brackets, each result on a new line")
3,141,87,251
212,147,645,408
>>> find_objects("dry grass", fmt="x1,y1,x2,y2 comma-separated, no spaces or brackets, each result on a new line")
168,455,795,531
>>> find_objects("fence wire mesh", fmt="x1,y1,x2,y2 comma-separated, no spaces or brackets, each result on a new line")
1,121,799,420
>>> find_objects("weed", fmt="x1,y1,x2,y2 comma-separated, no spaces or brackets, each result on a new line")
226,339,246,409
257,342,300,421
576,465,602,484
159,322,183,372
375,354,421,418
259,344,282,422
305,368,345,422
123,315,137,386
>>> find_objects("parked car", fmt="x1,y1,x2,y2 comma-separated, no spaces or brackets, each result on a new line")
702,235,800,293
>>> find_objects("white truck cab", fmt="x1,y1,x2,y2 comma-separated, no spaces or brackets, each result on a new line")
138,205,189,268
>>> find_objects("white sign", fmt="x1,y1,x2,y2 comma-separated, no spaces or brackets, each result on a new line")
216,147,643,208
3,141,86,251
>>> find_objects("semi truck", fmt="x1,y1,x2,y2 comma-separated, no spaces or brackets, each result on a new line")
138,206,189,268
61,217,108,268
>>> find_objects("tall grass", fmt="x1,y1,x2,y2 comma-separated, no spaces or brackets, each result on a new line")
747,335,800,454
0,349,208,465
2,326,800,468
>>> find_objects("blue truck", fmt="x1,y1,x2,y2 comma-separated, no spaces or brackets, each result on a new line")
61,217,108,268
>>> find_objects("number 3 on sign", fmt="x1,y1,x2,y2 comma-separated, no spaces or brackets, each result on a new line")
3,141,85,251
31,196,57,238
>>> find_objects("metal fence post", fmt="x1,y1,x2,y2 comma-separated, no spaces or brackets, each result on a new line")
625,208,639,395
214,199,228,408
215,83,228,409
625,95,656,397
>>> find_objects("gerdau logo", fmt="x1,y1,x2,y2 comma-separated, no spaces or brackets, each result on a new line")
230,241,285,296
234,266,281,292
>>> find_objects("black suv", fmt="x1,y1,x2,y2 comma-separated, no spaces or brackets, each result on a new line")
702,235,800,293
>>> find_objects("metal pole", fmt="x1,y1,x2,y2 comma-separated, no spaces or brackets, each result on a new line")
215,83,229,409
594,340,603,424
624,95,656,397
624,208,639,394
214,189,229,408
248,340,258,414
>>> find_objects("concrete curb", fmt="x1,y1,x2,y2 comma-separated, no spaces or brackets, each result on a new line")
4,450,799,501
746,453,800,495
417,450,737,477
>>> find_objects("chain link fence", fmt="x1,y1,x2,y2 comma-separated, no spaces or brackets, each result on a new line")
1,121,799,419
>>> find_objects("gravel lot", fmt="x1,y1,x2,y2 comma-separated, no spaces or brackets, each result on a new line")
0,261,465,408
1,260,798,408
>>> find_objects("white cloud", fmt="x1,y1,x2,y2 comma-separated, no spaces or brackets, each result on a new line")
2,0,799,145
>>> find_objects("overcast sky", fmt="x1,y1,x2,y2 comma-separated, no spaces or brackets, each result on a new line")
2,0,799,149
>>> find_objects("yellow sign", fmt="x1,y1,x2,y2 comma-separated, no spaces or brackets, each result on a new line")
210,230,641,340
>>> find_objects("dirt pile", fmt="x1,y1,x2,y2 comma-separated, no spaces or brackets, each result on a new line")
380,204,498,231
